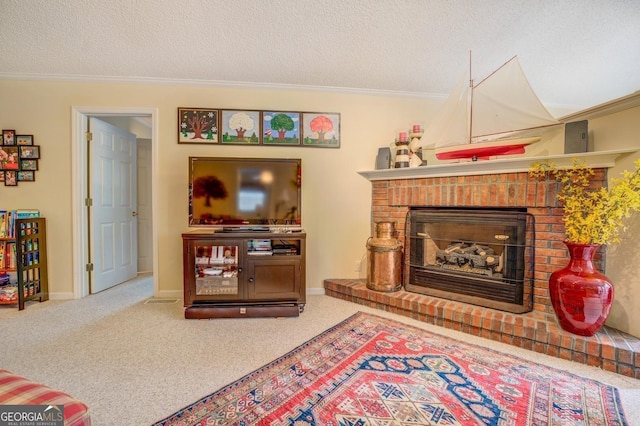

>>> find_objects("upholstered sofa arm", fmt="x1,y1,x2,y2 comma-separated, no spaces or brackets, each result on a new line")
0,369,91,426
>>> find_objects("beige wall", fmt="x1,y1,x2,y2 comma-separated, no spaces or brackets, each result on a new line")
588,107,640,337
0,79,438,298
1,79,639,337
531,105,640,336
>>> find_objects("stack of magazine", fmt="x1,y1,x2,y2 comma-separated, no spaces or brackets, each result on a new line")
248,239,272,255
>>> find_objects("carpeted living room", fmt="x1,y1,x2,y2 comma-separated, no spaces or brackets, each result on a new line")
1,275,639,425
2,1,640,425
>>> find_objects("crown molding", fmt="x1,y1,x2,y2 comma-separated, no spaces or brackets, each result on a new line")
559,91,640,122
0,72,447,99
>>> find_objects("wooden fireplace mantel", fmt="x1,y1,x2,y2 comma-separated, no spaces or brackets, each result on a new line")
358,149,637,181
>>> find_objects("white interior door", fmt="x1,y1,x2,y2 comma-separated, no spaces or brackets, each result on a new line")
90,117,138,293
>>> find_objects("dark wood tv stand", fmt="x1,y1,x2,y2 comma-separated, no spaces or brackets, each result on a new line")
182,230,306,319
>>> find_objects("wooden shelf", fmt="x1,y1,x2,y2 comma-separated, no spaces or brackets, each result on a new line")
0,217,48,310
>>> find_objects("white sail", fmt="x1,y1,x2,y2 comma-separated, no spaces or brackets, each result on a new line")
412,73,469,151
472,57,558,141
416,56,559,160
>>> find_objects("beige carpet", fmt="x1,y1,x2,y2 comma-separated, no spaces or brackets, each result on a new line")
1,274,638,425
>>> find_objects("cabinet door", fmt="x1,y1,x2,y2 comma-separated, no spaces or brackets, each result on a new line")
246,258,301,301
185,239,244,303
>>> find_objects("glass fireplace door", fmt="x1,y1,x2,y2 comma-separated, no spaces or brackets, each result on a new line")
406,208,534,313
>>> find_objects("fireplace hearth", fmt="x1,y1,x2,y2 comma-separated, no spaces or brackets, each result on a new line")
406,208,534,313
338,153,640,378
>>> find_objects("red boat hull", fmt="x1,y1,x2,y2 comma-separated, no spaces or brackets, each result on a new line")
435,137,539,161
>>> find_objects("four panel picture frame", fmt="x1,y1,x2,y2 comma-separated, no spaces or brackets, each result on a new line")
178,108,340,148
1,129,40,186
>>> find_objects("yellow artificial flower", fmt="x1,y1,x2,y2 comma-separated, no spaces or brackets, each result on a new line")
529,158,640,245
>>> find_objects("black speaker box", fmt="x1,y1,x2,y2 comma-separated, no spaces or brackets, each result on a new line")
375,147,391,170
564,120,588,153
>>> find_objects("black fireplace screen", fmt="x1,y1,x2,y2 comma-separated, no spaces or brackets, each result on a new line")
406,208,534,313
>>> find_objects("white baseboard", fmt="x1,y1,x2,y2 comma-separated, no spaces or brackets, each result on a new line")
48,292,76,300
157,289,325,298
51,288,326,300
156,290,183,299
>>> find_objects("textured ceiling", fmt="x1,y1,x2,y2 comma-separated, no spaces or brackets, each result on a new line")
1,0,639,113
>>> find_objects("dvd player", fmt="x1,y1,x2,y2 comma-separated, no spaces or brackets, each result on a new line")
220,227,271,233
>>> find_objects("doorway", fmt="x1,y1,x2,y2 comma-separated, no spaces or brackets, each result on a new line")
71,107,159,298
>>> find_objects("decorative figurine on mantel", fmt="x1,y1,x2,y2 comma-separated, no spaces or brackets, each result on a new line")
394,132,410,168
409,124,424,167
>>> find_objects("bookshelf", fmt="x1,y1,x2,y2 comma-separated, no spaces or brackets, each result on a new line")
0,211,48,310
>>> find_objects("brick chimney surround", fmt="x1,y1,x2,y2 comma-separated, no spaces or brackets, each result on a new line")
324,151,640,378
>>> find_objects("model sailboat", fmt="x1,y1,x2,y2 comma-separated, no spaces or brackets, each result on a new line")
413,55,559,161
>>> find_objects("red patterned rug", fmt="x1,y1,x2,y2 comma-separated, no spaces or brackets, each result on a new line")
153,312,627,425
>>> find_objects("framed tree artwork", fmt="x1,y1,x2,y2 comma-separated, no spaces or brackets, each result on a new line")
262,111,301,145
178,108,219,144
221,110,261,144
302,112,340,148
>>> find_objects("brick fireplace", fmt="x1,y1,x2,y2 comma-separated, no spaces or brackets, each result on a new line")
325,154,640,378
376,167,604,315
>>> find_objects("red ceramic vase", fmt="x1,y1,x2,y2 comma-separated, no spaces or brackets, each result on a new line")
548,242,614,336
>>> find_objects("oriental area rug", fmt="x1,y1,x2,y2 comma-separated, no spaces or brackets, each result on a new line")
153,312,627,426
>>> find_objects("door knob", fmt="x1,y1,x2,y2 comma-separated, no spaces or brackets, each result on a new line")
132,211,138,217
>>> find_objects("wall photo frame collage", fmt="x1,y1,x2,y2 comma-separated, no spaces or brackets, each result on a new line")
178,108,340,148
1,129,40,186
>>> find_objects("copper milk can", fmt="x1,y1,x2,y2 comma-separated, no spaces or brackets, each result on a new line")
366,221,403,292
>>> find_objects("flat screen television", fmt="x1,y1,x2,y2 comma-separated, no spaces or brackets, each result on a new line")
189,157,302,228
